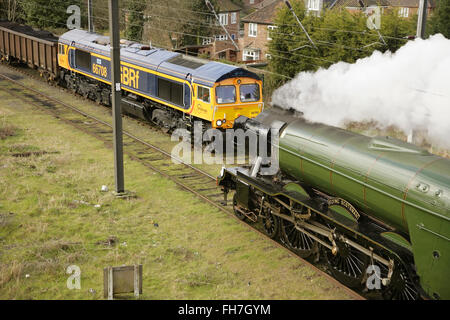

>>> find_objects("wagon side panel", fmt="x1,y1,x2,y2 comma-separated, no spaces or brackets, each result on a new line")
32,40,39,67
26,38,33,65
0,30,4,55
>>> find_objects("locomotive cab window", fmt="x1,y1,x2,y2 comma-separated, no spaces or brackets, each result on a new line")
75,49,91,71
240,83,260,102
198,86,210,103
216,86,236,104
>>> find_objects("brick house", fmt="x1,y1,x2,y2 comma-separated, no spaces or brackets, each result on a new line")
240,0,284,63
388,0,436,17
304,0,337,16
198,0,242,61
332,0,435,16
332,0,391,13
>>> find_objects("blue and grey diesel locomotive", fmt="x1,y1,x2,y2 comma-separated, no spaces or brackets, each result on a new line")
0,21,264,131
57,29,264,130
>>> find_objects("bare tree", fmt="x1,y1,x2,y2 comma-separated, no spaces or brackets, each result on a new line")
6,0,19,21
142,0,198,49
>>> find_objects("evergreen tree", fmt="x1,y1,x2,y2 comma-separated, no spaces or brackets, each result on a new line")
379,9,416,52
21,0,82,29
428,0,450,38
125,0,147,42
311,10,370,65
179,0,218,47
267,1,416,92
267,0,311,89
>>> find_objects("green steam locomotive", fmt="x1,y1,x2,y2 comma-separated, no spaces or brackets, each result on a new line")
218,107,449,300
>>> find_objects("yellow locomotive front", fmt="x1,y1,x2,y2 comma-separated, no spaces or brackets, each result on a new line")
191,77,263,129
213,77,263,129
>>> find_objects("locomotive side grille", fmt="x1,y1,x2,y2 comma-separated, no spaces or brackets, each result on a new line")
167,55,205,70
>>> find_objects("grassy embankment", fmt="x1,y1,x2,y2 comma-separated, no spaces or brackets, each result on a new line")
0,81,352,300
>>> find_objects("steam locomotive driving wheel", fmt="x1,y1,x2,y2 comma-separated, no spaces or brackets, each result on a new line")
325,238,369,289
380,259,420,300
280,216,317,258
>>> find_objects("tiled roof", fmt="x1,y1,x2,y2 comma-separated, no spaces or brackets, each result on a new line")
333,0,391,7
254,0,281,9
333,0,435,8
241,0,284,24
217,0,242,12
388,0,435,7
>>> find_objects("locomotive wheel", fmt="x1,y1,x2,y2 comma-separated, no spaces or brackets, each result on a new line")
325,240,369,289
381,262,420,300
261,209,279,239
232,193,247,221
280,217,316,258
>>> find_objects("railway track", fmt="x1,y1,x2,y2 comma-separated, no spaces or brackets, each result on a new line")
0,68,365,300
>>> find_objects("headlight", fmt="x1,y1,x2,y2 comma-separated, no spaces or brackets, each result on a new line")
216,120,223,127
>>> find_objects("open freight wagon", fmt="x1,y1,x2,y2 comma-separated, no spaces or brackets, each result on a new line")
0,21,58,80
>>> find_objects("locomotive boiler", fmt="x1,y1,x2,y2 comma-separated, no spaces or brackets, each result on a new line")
218,107,450,300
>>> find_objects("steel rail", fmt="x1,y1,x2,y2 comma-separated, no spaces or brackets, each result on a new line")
0,72,216,181
0,67,365,300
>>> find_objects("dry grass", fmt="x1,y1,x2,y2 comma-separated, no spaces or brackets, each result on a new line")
0,122,16,140
0,261,25,288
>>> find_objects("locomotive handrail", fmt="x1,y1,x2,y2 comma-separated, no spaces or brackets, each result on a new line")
417,223,450,242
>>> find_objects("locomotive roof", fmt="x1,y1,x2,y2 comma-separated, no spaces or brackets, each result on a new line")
60,29,260,87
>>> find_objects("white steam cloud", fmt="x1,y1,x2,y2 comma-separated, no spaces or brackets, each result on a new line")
272,34,450,149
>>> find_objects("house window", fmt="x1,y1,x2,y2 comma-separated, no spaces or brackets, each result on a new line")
231,12,237,24
250,0,255,4
202,37,212,45
267,25,277,40
243,49,259,61
249,23,257,37
307,0,319,10
219,13,228,26
399,7,409,17
215,34,228,41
